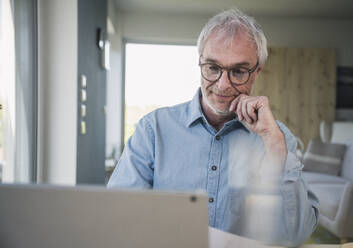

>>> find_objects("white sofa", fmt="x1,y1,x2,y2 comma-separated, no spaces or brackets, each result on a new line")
302,121,353,241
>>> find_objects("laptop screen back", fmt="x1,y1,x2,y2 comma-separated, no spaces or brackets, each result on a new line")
0,184,209,248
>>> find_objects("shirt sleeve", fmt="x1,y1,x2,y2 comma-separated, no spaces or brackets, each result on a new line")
276,121,320,247
107,115,155,189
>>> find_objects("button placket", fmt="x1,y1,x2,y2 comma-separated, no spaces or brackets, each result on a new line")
206,134,223,226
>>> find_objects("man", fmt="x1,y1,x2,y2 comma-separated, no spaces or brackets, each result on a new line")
108,8,319,247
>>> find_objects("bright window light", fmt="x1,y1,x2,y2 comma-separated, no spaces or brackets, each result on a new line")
124,43,200,142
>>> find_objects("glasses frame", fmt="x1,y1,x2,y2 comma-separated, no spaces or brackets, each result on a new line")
199,58,259,86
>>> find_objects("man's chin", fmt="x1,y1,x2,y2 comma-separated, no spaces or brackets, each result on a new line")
210,105,233,117
215,110,232,116
201,93,234,117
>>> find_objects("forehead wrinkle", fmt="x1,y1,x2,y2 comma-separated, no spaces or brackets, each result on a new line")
202,57,251,68
227,32,257,54
203,31,258,68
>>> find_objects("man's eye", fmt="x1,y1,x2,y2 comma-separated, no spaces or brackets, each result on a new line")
231,68,247,75
208,65,220,72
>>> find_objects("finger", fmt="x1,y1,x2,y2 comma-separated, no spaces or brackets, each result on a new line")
241,97,253,124
230,93,247,112
236,97,244,121
229,95,241,112
246,99,258,122
236,95,248,121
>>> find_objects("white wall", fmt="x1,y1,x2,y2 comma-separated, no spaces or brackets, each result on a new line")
38,0,77,185
117,11,353,66
258,16,353,67
121,11,207,45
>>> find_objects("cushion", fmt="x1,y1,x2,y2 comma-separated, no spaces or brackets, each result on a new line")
341,140,353,181
302,171,348,184
309,183,344,220
331,122,353,144
303,138,346,176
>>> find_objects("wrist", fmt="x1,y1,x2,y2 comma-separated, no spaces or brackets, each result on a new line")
261,129,287,158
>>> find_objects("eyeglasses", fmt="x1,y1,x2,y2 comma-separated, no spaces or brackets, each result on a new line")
199,59,259,85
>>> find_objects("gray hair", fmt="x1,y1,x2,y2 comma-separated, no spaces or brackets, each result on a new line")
197,9,268,65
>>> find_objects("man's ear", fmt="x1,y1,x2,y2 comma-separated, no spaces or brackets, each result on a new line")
256,65,263,74
252,65,263,81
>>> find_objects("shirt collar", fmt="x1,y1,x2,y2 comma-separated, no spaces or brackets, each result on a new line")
186,88,249,133
186,88,204,127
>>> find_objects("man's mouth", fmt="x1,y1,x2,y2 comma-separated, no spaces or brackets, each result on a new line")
213,92,235,100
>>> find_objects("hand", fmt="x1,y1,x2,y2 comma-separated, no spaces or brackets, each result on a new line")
229,94,277,137
229,94,287,161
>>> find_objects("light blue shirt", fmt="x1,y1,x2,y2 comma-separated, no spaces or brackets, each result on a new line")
108,89,319,247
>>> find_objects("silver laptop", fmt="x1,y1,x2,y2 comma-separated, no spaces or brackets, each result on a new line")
0,184,209,248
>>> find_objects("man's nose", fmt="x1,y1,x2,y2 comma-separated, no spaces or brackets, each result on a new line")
216,70,232,90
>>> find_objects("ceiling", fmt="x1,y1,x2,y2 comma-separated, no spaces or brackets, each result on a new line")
114,0,353,19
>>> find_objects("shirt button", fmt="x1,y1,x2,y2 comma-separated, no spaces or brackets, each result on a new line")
211,165,217,171
209,197,214,203
215,135,220,140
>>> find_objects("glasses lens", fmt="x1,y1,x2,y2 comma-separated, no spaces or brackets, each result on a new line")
201,64,221,81
229,68,249,84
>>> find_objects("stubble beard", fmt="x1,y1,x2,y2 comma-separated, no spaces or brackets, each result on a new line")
201,85,233,117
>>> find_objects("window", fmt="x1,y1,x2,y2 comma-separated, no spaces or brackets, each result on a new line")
0,0,16,183
0,0,38,183
124,43,200,143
